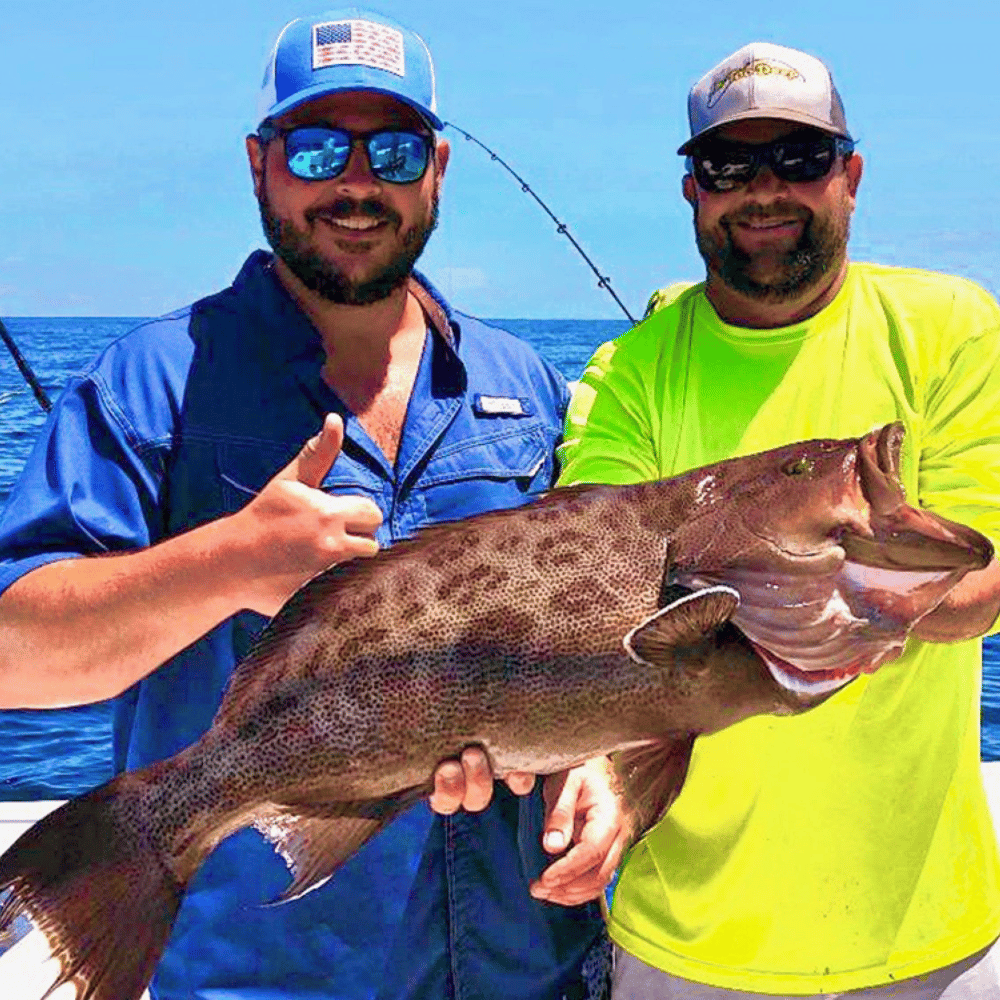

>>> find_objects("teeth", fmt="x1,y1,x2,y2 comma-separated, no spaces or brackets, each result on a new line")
325,217,381,231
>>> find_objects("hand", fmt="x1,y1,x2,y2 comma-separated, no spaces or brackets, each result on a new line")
912,558,1000,643
428,746,535,814
227,414,383,615
530,756,629,907
428,751,628,908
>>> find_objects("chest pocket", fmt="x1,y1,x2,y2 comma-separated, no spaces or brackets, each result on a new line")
213,440,383,515
415,424,555,524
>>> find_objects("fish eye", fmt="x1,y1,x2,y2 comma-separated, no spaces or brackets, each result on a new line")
782,457,815,477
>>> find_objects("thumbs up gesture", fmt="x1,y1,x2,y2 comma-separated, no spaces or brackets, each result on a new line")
228,414,383,615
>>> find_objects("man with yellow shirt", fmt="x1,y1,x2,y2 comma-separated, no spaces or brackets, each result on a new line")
558,42,1000,999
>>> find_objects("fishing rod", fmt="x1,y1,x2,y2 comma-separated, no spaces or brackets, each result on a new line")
0,317,51,413
445,123,638,325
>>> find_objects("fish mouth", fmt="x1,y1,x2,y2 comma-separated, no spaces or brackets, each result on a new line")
846,423,993,571
715,424,993,694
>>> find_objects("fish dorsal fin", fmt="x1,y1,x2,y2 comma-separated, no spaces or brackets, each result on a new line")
254,787,424,904
623,585,740,666
613,735,696,839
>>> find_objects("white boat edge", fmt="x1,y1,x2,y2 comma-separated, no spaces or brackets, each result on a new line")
3,764,1000,997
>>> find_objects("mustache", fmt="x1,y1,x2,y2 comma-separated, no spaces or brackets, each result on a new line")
722,201,812,227
306,198,401,227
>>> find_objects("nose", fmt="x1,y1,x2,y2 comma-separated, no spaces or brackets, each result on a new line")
334,140,381,193
745,163,789,198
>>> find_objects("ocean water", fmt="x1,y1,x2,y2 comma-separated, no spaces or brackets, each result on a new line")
1,315,999,801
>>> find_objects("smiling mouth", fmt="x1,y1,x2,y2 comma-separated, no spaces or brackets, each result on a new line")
318,216,386,232
737,218,802,231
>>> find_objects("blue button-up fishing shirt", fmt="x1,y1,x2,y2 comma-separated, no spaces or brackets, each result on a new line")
0,252,609,1000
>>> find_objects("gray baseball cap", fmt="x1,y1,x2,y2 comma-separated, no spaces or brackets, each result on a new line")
678,42,852,154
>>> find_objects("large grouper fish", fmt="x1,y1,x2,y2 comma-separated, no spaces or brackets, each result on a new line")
0,423,993,1000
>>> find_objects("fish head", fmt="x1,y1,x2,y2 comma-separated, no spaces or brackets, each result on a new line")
664,423,993,697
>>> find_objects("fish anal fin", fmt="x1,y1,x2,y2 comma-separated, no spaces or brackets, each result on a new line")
624,585,740,666
613,735,696,839
256,814,388,903
255,787,424,904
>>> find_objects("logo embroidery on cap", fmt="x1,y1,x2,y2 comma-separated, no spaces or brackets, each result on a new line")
312,20,406,77
708,57,803,108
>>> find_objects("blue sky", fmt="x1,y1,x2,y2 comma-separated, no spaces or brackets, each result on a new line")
1,0,997,318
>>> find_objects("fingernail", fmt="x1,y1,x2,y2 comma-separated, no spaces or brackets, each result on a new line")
530,886,550,900
544,831,566,852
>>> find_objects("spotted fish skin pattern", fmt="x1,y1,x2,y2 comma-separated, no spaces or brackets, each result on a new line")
0,424,992,1000
145,486,791,884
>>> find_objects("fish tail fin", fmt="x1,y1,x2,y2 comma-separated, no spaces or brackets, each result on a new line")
0,779,185,1000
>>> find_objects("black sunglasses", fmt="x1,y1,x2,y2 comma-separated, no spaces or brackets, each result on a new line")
688,132,855,193
257,123,434,184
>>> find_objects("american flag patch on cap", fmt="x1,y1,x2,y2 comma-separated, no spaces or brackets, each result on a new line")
312,19,405,77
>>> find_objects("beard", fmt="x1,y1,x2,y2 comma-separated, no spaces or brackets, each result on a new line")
258,178,439,306
695,196,851,302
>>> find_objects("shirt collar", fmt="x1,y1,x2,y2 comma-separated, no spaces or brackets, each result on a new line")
233,250,466,394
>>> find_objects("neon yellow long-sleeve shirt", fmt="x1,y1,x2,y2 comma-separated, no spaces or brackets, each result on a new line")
558,263,1000,994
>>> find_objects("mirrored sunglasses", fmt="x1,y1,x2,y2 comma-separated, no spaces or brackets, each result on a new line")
689,133,855,193
257,124,433,184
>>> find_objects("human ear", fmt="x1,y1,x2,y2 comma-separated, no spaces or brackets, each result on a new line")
845,152,863,199
434,137,450,180
246,135,266,199
682,173,697,206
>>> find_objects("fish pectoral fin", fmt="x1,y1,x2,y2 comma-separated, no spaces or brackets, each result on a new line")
612,735,696,840
254,788,423,904
623,585,740,665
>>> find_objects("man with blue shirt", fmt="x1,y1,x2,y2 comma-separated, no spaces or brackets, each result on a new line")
0,10,622,998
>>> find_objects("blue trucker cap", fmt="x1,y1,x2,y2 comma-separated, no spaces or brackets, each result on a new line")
256,8,442,130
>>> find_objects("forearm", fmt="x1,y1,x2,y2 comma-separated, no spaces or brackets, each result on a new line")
0,516,248,708
0,414,383,709
912,558,1000,643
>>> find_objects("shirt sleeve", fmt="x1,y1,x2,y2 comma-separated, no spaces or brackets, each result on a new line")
915,287,1000,634
643,281,697,320
556,336,661,487
0,372,166,597
919,299,1000,551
